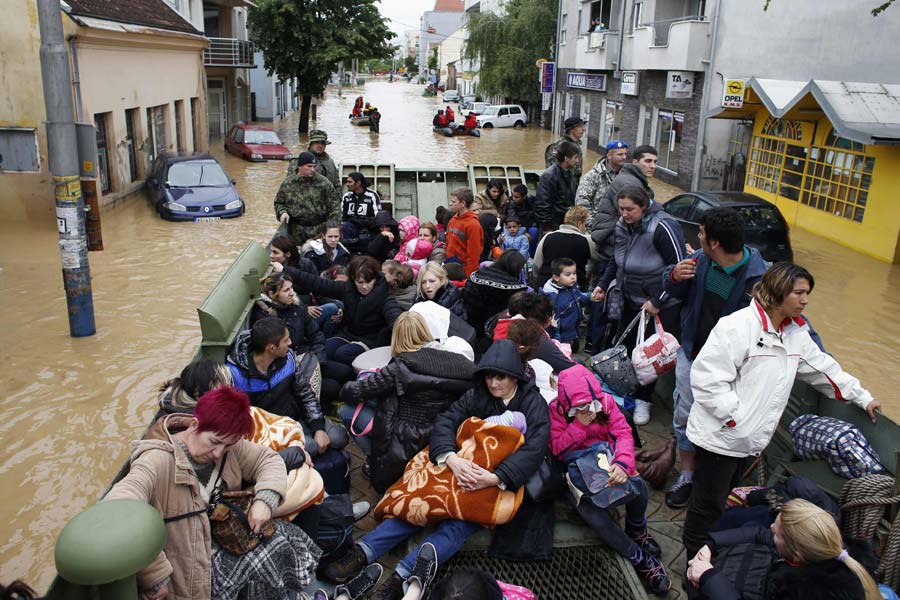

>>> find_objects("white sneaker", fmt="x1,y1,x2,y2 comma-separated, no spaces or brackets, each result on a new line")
633,400,651,426
352,500,371,521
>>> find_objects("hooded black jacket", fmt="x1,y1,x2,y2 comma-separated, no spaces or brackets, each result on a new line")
249,297,326,363
428,340,550,491
367,210,401,262
340,347,476,492
288,271,403,348
463,266,529,334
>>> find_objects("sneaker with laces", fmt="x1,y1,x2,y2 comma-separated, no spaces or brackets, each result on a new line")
313,589,328,600
335,563,383,600
665,478,693,509
371,572,404,600
633,399,651,425
627,528,662,559
322,544,368,584
405,542,438,596
635,553,672,596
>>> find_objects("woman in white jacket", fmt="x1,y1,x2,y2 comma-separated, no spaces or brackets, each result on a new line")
681,262,881,558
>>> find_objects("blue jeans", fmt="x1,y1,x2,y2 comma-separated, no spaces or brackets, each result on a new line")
672,348,696,453
314,302,343,338
568,475,650,558
338,400,375,456
324,338,366,384
358,517,482,578
302,420,350,457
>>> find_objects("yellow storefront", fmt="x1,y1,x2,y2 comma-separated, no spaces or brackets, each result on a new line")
712,79,900,263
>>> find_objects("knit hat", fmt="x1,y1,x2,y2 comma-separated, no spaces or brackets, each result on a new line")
308,129,331,145
295,151,317,167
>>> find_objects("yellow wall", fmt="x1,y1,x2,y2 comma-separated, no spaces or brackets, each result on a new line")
743,105,900,263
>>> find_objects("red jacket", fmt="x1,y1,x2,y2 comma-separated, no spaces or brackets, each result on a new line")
446,107,455,122
446,210,484,277
464,114,477,129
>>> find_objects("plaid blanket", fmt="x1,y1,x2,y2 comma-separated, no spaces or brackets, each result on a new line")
211,519,322,600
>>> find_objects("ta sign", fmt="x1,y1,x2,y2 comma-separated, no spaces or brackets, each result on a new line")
722,79,745,108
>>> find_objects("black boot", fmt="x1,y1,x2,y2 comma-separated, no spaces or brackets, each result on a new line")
322,544,367,584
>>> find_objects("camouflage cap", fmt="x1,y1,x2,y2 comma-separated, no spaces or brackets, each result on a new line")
308,129,331,145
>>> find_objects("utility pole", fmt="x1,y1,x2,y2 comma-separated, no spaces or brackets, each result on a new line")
37,0,96,337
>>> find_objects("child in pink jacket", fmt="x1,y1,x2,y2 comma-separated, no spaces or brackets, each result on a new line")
549,365,671,596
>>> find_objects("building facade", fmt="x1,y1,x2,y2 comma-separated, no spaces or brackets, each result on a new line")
418,1,466,74
249,52,299,121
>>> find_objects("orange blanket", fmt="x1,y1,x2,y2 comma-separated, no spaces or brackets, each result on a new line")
375,417,524,528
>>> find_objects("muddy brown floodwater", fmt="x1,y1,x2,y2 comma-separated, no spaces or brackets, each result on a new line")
0,80,897,589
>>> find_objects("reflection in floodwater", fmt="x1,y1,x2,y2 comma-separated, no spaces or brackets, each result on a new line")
0,80,897,589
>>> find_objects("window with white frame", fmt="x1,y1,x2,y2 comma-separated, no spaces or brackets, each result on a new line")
631,1,643,31
560,13,567,45
602,100,623,145
655,109,685,174
580,97,591,124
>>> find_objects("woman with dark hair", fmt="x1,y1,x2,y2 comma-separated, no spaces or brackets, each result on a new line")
463,249,529,339
157,359,233,417
304,222,350,273
250,271,326,363
289,255,404,390
270,235,319,304
473,178,505,216
595,185,686,426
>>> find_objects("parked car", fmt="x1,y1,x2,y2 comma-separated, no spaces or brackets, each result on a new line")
475,104,528,128
459,94,477,110
441,89,460,102
663,191,793,262
146,153,244,222
469,102,491,115
224,123,293,162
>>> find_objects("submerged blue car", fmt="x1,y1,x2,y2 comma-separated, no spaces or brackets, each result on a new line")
146,152,244,221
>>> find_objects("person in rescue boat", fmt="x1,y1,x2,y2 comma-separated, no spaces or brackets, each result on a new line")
681,262,882,559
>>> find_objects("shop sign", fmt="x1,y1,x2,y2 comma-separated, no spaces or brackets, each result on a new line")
666,71,694,98
621,71,639,96
542,92,552,111
540,62,555,93
566,72,607,91
722,79,745,108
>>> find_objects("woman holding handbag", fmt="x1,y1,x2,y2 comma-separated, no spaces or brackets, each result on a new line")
594,186,685,425
549,364,671,596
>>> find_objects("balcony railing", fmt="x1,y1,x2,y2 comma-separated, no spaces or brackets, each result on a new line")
204,37,255,68
639,15,706,46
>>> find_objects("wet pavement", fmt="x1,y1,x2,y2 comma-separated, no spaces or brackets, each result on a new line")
0,78,898,590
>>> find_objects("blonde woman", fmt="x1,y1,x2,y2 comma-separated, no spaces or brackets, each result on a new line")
687,498,880,600
338,312,476,492
412,261,467,319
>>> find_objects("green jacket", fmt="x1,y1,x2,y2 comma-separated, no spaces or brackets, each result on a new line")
274,173,340,245
545,133,583,181
313,152,340,189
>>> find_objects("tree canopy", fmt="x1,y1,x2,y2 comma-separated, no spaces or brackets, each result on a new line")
464,0,557,104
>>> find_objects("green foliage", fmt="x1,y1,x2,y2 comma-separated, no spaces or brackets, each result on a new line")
403,56,418,74
248,0,395,95
464,0,557,103
427,47,438,71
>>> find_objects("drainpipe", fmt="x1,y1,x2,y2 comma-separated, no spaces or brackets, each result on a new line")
614,0,627,78
551,0,563,135
68,37,84,121
691,0,722,189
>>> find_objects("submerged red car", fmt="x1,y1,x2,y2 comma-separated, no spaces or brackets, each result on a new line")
224,123,293,161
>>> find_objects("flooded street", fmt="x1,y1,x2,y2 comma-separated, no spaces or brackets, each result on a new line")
0,80,897,589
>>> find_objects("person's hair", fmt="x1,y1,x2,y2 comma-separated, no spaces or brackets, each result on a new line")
429,568,503,600
0,581,41,600
779,499,880,600
753,262,815,311
322,264,349,280
416,261,449,298
158,359,233,411
485,178,506,198
260,271,292,299
419,221,438,240
699,207,744,254
512,183,529,198
269,236,299,267
346,171,367,188
551,257,577,277
249,317,288,355
564,205,589,226
444,261,466,281
508,291,554,324
323,221,342,236
348,255,381,282
632,144,658,161
617,185,651,209
390,312,435,356
435,206,451,227
505,216,520,226
506,319,544,362
494,248,526,278
383,262,414,289
556,140,582,162
451,187,474,208
193,385,254,439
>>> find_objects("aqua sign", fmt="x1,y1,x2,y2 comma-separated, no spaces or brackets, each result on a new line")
566,72,606,91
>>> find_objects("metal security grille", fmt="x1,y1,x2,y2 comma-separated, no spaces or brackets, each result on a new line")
434,545,648,599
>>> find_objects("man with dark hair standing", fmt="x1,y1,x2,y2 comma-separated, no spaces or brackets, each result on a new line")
340,172,383,244
603,144,657,209
535,140,581,232
660,207,769,509
445,187,484,277
546,116,587,180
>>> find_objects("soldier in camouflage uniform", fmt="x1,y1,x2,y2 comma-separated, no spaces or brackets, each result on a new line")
545,116,587,181
307,129,340,189
275,151,341,246
576,139,629,254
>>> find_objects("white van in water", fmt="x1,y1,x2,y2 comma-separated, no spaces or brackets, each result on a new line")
475,104,528,128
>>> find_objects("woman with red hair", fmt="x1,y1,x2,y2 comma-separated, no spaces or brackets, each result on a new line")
106,386,321,600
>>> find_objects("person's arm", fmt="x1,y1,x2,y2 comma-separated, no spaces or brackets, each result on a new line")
339,363,398,406
464,220,483,276
493,394,551,490
533,234,547,271
597,255,618,291
429,392,477,463
534,172,553,228
380,296,404,329
274,179,291,220
575,170,599,209
606,402,636,473
690,322,744,425
662,251,701,300
585,233,603,262
292,361,325,432
590,194,618,250
327,185,341,222
548,404,589,457
303,309,327,363
291,268,346,298
650,218,686,308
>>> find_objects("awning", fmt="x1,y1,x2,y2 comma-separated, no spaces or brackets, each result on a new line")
707,78,900,145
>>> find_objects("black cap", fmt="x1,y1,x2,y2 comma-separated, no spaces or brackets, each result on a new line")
564,116,586,131
296,151,317,167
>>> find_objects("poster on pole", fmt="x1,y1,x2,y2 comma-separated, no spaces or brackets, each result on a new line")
542,92,552,111
540,62,555,94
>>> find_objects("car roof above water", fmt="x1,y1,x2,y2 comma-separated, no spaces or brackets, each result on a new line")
159,152,219,165
688,190,778,208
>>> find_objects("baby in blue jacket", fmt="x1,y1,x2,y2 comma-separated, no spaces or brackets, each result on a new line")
499,217,530,258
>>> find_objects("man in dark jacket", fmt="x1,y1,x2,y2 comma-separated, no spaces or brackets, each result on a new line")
660,207,768,509
341,171,383,243
226,318,348,456
535,141,581,232
602,144,657,216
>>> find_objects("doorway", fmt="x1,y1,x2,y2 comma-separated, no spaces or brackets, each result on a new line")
207,78,227,137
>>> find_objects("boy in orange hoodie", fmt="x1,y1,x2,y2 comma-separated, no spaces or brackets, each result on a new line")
445,187,484,277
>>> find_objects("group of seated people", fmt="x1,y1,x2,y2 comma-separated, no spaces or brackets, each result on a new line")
432,107,478,133
89,183,889,600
